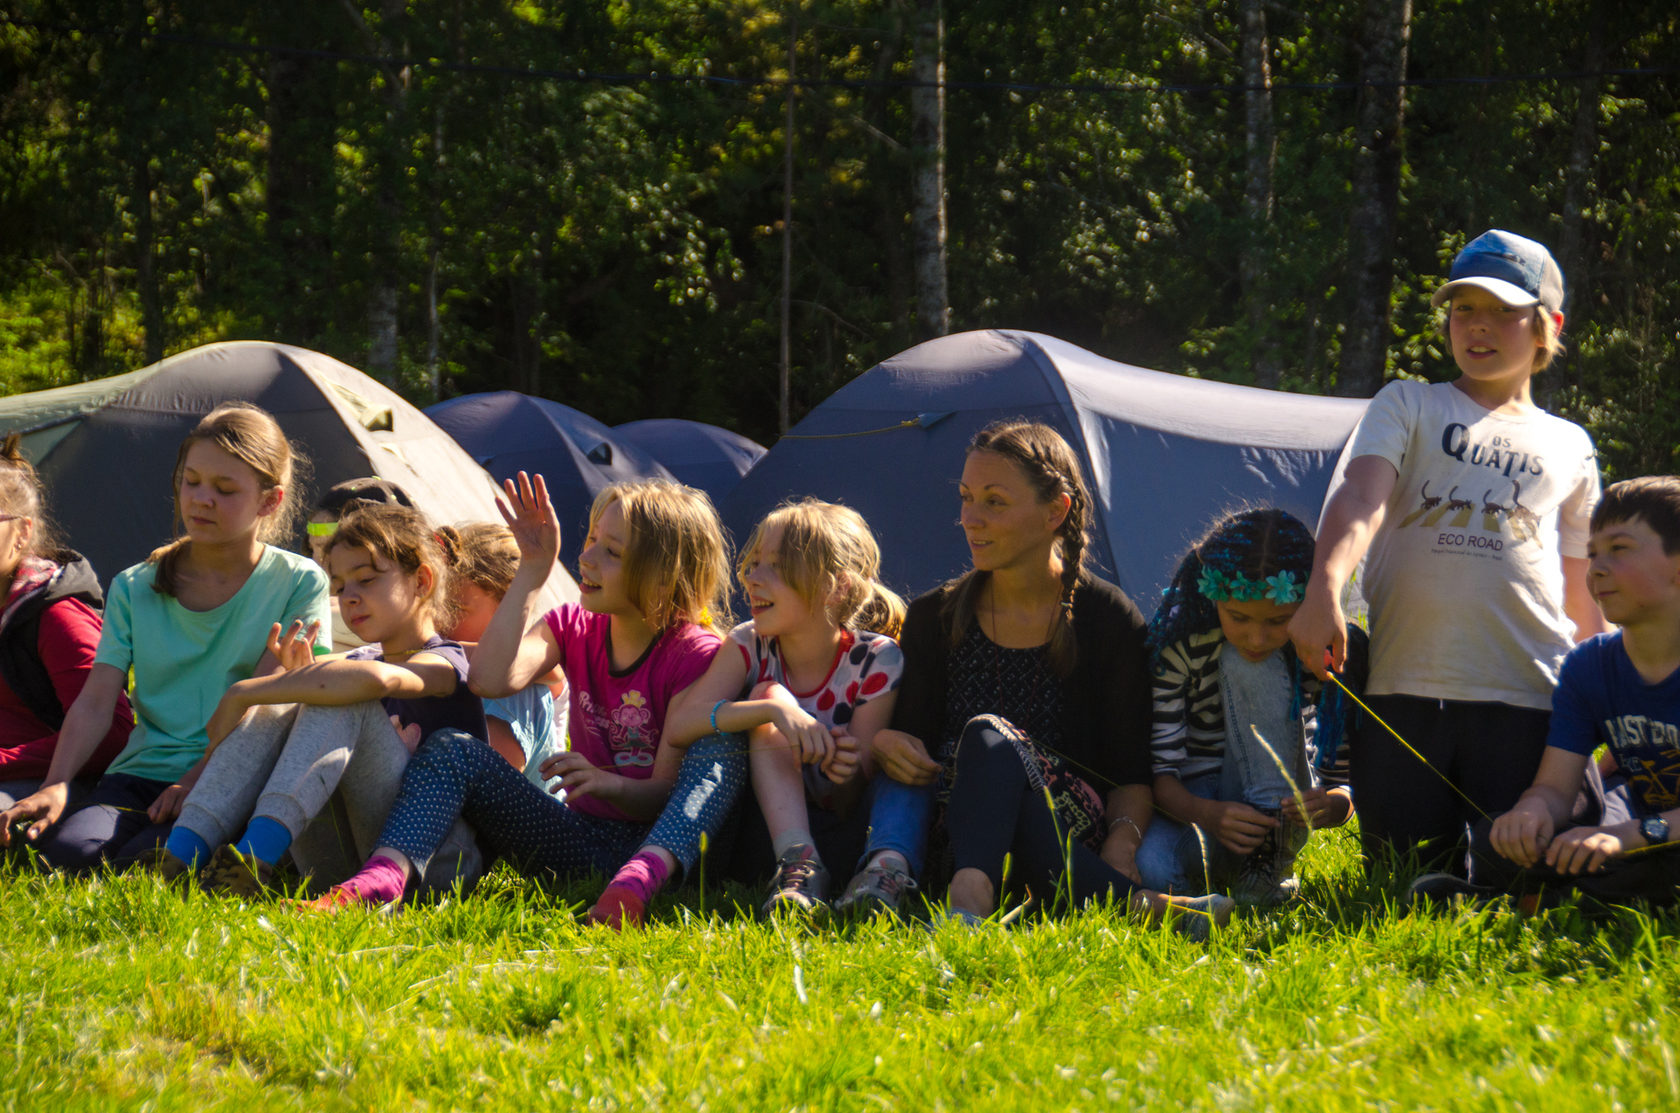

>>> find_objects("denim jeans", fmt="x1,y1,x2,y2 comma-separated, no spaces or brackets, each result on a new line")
856,773,939,875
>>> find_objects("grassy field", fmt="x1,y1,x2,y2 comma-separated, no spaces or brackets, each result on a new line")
3,827,1677,1112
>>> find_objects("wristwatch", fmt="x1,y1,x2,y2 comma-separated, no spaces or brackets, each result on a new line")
1640,815,1670,846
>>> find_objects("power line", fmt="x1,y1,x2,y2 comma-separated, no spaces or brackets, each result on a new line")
4,14,1674,99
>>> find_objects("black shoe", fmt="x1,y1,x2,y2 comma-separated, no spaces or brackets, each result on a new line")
1406,871,1494,908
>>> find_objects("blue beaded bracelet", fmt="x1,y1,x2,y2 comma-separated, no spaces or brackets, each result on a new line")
710,699,728,735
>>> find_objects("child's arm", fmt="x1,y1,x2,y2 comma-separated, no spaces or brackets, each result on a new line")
1560,555,1607,642
471,473,565,698
205,654,459,748
1288,455,1399,678
1101,783,1151,883
0,663,127,843
1152,772,1278,855
662,644,757,748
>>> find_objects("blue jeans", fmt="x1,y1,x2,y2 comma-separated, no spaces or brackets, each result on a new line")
857,773,939,875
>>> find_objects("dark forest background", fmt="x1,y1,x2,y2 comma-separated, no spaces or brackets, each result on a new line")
0,1,1675,476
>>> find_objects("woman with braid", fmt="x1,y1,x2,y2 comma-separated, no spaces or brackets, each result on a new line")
1135,509,1365,905
834,420,1232,939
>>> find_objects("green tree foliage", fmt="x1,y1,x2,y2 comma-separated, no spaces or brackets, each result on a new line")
0,0,1675,475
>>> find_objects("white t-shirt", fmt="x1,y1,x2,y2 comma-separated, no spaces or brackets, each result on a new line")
1346,380,1599,708
727,624,903,731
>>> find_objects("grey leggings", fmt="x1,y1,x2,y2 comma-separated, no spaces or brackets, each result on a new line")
174,701,481,890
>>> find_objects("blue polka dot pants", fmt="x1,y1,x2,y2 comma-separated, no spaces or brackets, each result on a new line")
644,732,749,879
377,729,647,880
375,729,749,884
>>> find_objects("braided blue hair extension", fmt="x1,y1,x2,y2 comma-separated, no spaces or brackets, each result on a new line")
1145,507,1316,665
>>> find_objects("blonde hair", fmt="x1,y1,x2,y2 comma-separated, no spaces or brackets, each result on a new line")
738,499,905,639
944,420,1092,677
450,521,520,600
592,479,731,634
326,504,456,632
0,433,56,558
1532,311,1565,372
150,403,306,597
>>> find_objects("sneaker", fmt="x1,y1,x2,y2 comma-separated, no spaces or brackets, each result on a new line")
922,906,988,932
1231,810,1289,905
200,844,275,899
1163,893,1235,943
132,846,191,883
833,856,918,918
1406,871,1494,909
761,845,830,917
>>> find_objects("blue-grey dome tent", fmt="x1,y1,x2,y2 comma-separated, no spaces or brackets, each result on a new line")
425,392,674,568
0,342,577,610
612,418,766,505
720,330,1369,610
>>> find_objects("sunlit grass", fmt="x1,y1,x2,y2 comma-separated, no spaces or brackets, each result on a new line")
3,826,1676,1111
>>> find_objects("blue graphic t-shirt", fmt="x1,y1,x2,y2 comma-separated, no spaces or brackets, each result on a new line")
1546,632,1680,815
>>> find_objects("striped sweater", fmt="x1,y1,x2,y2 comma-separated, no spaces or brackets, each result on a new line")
1149,627,1364,789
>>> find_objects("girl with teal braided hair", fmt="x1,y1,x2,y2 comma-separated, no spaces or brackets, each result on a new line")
1136,508,1365,904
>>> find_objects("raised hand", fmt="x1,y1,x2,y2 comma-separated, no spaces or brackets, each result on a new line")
498,471,561,569
266,619,322,672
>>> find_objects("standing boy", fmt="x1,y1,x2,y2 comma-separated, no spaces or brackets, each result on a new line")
1289,230,1605,871
1418,478,1680,906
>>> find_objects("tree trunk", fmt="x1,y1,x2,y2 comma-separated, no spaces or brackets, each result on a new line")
1338,0,1412,398
265,12,339,344
910,0,949,340
1554,4,1603,395
779,9,796,433
133,155,164,365
1239,0,1278,388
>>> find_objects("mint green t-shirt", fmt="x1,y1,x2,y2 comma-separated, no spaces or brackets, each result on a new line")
98,545,330,783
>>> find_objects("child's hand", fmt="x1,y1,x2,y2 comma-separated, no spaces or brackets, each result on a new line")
1211,801,1279,856
1490,807,1554,867
266,620,322,672
873,729,941,786
0,782,70,845
820,731,862,786
146,767,203,824
390,715,423,755
1279,788,1353,829
540,751,615,801
770,703,834,765
1544,825,1625,875
1286,588,1346,680
498,472,562,570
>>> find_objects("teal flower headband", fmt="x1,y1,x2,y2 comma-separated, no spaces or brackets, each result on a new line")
1196,567,1304,606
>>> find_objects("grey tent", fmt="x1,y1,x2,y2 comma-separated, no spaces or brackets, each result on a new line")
721,330,1370,609
0,341,577,609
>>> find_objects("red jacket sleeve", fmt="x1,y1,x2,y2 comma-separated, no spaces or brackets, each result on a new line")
0,598,134,781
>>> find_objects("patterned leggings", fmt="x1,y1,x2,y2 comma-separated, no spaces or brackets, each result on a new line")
376,729,748,883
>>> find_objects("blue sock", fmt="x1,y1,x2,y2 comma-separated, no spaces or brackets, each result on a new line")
164,827,211,870
232,816,294,866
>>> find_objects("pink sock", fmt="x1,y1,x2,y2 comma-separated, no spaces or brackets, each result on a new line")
605,850,671,906
324,855,408,907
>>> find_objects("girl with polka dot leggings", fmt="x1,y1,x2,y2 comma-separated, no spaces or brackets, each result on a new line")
314,473,742,927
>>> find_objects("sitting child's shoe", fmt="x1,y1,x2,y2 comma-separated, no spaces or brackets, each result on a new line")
132,846,191,883
760,844,830,918
834,856,918,918
1406,871,1495,910
1231,810,1295,905
199,844,275,899
1162,893,1236,943
587,885,647,930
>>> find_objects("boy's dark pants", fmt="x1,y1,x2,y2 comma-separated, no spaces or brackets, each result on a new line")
1352,696,1549,875
1466,784,1680,906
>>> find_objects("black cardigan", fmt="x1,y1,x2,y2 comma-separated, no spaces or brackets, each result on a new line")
889,573,1153,793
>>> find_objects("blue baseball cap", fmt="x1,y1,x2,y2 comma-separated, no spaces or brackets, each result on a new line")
1430,229,1564,315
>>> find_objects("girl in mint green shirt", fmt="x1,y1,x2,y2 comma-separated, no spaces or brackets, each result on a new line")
0,402,328,870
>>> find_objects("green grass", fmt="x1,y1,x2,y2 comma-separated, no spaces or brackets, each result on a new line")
3,828,1677,1111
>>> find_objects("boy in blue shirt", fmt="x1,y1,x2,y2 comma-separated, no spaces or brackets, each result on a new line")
1416,476,1680,906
